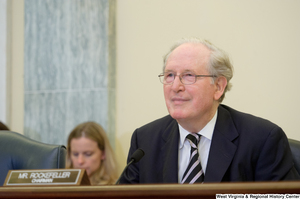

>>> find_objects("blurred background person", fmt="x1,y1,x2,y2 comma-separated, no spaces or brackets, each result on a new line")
66,121,118,185
0,121,9,130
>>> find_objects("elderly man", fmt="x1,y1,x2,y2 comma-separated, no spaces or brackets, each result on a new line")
120,38,299,184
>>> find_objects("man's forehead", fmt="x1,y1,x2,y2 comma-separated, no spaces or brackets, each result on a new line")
166,43,211,69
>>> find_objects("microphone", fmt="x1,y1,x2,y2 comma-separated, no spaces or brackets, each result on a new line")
115,148,145,184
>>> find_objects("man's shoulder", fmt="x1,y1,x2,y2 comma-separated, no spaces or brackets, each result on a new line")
219,104,280,130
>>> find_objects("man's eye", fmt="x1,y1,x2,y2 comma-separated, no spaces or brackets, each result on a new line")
182,73,196,83
166,73,175,77
183,73,194,77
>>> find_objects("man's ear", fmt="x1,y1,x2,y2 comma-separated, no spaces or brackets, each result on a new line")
214,76,227,101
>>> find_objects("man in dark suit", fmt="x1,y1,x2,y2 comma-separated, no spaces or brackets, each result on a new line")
120,38,300,184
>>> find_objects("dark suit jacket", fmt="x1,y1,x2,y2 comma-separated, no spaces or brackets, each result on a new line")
120,105,300,183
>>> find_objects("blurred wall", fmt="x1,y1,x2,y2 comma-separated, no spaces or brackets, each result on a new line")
7,0,24,132
23,0,116,146
0,0,9,125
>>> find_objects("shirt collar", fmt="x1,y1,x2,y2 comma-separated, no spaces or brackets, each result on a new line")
178,110,218,149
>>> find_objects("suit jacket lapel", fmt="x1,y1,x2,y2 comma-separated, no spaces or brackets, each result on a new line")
204,105,239,182
161,119,180,183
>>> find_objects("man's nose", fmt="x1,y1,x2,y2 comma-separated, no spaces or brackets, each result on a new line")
171,75,185,92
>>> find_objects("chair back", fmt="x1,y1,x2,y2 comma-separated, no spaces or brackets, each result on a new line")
0,131,66,185
289,138,300,175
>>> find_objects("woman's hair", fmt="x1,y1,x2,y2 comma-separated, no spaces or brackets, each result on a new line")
66,121,118,185
163,37,234,102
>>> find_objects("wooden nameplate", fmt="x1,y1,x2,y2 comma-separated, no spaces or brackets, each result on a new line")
3,169,90,186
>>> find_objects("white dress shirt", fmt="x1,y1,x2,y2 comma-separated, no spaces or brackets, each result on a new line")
178,110,218,183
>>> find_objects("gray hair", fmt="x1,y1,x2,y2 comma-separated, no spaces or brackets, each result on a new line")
163,37,233,102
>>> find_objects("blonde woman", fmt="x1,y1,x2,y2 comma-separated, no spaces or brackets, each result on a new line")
66,121,118,185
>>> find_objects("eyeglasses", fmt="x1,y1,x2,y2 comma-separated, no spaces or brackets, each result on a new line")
158,72,217,85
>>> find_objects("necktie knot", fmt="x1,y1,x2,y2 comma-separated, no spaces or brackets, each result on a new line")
186,133,200,148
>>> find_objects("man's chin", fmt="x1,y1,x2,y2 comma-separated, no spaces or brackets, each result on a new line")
169,112,187,120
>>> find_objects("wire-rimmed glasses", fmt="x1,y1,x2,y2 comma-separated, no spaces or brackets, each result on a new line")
158,72,216,85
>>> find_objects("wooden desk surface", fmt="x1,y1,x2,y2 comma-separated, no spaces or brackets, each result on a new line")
0,181,300,199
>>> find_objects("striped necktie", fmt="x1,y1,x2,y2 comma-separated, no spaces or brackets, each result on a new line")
181,133,204,183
